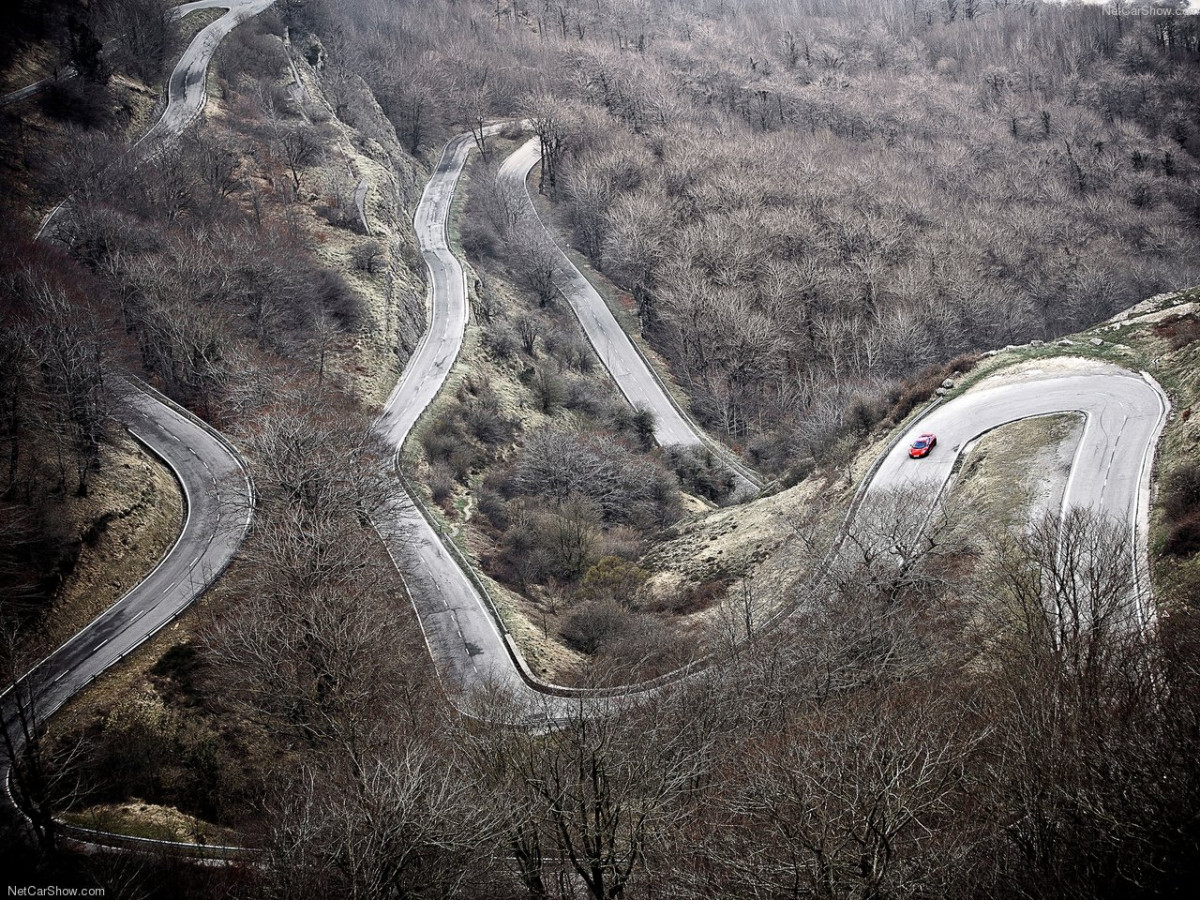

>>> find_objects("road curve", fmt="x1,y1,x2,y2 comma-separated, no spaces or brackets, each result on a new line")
36,1,276,241
372,131,565,718
499,138,760,494
1,378,253,808
381,132,1173,708
3,0,266,840
141,1,277,147
871,361,1169,623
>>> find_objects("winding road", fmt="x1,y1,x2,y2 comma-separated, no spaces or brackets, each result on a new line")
2,1,264,841
0,0,1176,850
374,130,543,708
142,1,277,147
869,362,1168,625
1,379,252,814
379,135,1172,706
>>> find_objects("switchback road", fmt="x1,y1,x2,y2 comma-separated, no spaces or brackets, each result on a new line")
2,0,265,841
868,361,1169,625
375,132,1172,710
373,131,565,717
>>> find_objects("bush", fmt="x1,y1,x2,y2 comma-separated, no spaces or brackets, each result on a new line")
663,445,735,503
531,367,566,414
352,241,385,273
513,428,681,528
1152,314,1200,351
577,556,650,608
1164,513,1200,557
216,28,287,82
1162,462,1200,557
476,488,510,530
465,398,516,446
561,601,630,655
460,217,500,259
421,413,465,464
1163,463,1200,523
429,464,455,505
535,496,601,580
632,407,656,451
563,377,606,416
482,323,520,360
886,353,982,426
317,268,366,330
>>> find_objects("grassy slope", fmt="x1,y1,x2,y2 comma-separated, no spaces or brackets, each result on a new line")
37,432,183,656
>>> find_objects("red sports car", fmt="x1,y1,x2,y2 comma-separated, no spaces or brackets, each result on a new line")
909,433,937,459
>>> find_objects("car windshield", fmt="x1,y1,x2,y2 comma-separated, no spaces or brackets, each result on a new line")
912,439,927,448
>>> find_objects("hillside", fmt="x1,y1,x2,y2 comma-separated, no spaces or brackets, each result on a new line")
3,1,1200,898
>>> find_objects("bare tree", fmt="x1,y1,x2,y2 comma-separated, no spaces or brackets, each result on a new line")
274,122,324,190
472,694,711,900
27,282,108,497
264,736,497,900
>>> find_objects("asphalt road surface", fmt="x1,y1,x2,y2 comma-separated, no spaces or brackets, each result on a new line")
381,135,1172,706
1,378,252,802
868,361,1169,624
3,0,265,835
142,1,277,148
499,138,760,494
373,131,567,718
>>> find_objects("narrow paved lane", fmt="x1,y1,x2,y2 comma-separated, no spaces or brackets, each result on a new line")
499,138,760,494
2,379,252,804
868,361,1168,623
372,131,568,718
379,133,1173,706
3,1,266,836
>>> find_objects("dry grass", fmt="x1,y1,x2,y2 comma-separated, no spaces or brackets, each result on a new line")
33,430,182,658
61,799,240,846
950,414,1083,534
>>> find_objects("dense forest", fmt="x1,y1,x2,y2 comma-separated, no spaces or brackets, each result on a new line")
326,0,1200,472
3,0,1200,898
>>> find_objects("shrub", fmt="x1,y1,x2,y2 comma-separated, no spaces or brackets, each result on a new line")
465,398,516,446
482,323,519,360
1162,462,1200,557
1152,314,1200,351
563,377,606,416
429,464,455,505
421,413,464,464
663,445,735,503
531,367,566,414
460,217,500,259
534,495,601,580
476,488,510,530
1163,463,1200,523
351,241,385,273
40,79,113,129
632,407,656,451
561,601,630,655
317,268,366,330
577,556,650,608
1164,513,1200,557
513,428,681,527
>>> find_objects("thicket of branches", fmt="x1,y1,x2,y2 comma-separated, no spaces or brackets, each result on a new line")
247,503,1200,899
